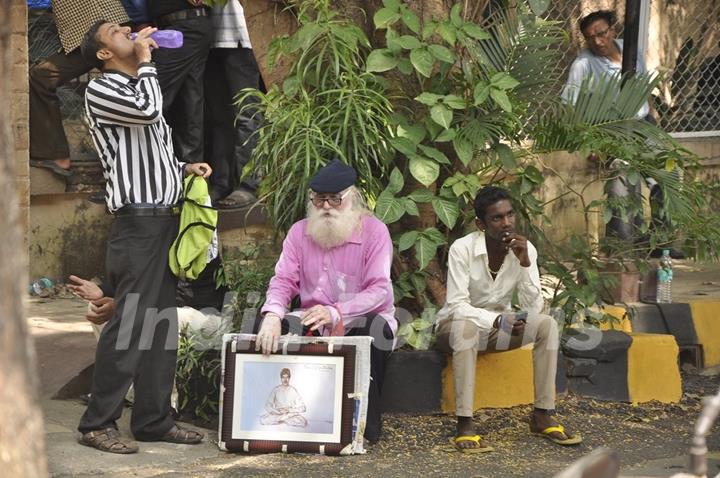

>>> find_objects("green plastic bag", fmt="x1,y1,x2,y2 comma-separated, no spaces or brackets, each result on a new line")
169,175,218,280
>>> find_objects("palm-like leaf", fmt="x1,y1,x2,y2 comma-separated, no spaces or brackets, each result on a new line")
532,72,677,153
469,5,567,103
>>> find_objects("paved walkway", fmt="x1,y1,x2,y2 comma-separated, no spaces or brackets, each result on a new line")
29,260,720,477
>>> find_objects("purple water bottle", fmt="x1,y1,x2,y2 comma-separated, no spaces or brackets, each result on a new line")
129,30,184,48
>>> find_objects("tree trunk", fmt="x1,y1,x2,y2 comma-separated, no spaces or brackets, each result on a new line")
0,1,48,475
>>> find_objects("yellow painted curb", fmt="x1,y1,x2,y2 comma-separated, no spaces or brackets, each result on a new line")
627,333,682,404
689,302,720,367
441,347,534,413
600,305,633,332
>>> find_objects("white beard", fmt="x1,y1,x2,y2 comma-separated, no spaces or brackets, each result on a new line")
306,204,363,249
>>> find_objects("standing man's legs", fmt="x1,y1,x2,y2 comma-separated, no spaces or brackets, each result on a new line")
203,48,236,201
79,215,179,440
154,16,212,164
223,47,262,194
29,47,91,172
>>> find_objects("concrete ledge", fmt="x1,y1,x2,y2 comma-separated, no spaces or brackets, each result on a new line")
30,166,67,195
381,350,446,413
627,333,682,403
441,347,535,413
600,301,718,368
689,301,720,367
564,330,632,401
600,305,632,332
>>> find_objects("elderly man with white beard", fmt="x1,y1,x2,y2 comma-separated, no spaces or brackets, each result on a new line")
255,159,396,444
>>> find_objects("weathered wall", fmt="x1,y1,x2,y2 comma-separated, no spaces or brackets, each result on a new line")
534,150,605,244
29,195,111,282
11,0,29,245
535,136,720,244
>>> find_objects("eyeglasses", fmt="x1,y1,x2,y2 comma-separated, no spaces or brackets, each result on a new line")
310,189,351,208
583,27,612,41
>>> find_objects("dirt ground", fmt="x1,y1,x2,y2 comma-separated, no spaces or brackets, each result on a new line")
161,368,718,478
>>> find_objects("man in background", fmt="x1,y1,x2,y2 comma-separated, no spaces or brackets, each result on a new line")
562,10,683,258
204,0,262,207
29,0,136,177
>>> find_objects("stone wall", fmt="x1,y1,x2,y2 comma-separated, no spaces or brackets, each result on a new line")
11,0,29,245
535,136,720,244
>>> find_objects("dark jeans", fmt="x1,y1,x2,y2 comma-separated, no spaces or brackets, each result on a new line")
153,15,212,164
79,215,179,439
252,313,394,442
203,47,262,199
29,47,92,160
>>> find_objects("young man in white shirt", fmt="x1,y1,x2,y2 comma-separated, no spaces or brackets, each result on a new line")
435,186,582,452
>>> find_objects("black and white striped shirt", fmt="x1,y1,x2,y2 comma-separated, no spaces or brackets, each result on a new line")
85,63,185,213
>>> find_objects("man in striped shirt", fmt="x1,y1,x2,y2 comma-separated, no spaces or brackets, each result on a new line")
76,20,212,454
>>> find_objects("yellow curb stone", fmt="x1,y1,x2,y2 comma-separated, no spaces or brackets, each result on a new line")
627,333,682,404
689,301,720,367
441,346,534,412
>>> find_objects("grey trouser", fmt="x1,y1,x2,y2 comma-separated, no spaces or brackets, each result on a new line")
435,312,559,417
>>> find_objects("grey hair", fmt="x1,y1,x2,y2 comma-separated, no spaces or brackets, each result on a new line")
349,186,371,214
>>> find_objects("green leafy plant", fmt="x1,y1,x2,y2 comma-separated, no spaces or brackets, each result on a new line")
237,1,395,232
240,0,720,345
175,245,278,419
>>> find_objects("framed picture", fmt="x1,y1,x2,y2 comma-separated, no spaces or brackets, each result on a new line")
219,337,358,455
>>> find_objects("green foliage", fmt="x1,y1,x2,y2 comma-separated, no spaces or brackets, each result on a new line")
237,0,720,345
397,308,436,350
176,246,278,419
175,329,221,422
237,1,395,232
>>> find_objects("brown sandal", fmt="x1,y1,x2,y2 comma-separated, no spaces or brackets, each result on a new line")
156,425,204,444
79,428,139,454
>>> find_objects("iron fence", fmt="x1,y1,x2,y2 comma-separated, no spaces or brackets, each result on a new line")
534,0,720,134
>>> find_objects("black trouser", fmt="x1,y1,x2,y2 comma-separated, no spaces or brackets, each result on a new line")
153,15,212,164
29,47,92,160
203,47,262,199
78,215,179,439
605,114,672,243
252,313,394,442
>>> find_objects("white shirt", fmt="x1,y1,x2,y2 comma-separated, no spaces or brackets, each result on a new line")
211,1,252,49
562,39,650,119
435,231,544,330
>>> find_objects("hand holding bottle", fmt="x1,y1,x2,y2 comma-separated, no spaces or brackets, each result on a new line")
130,29,184,49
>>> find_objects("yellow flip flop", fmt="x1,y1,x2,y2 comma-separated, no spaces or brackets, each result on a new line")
533,425,583,446
449,434,495,453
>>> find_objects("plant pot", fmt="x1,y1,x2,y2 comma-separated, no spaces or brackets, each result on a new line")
597,262,641,303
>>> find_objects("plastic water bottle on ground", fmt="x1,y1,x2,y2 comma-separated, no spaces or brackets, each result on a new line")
656,249,673,303
29,277,54,296
130,30,184,48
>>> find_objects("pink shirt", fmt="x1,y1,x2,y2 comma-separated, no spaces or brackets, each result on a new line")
261,215,397,335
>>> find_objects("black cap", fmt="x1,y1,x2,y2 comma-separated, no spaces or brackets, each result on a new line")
308,159,357,193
